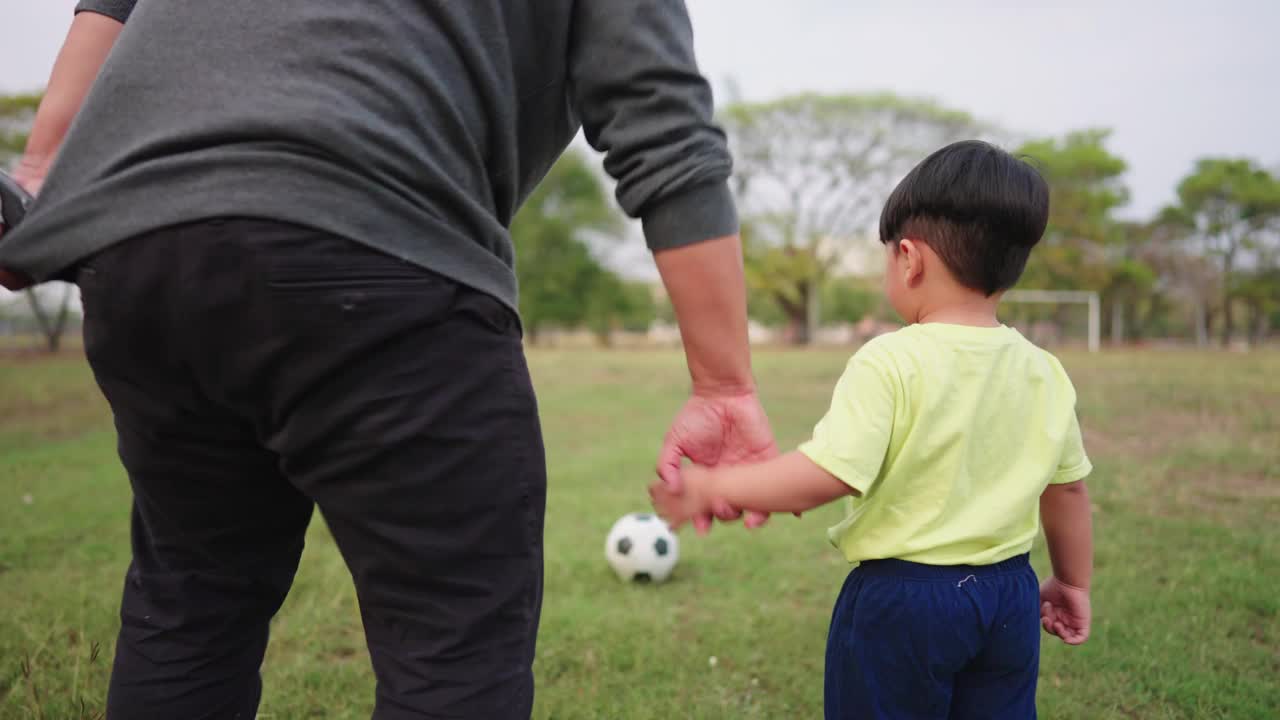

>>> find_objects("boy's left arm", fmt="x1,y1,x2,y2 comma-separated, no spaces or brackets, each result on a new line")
650,451,853,530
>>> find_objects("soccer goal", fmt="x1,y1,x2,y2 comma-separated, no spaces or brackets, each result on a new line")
1002,290,1101,353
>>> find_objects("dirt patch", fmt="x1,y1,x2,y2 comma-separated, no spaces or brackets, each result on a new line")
0,347,86,364
1213,473,1280,501
325,645,361,662
0,398,111,442
1135,467,1280,522
1083,408,1243,463
1091,402,1278,521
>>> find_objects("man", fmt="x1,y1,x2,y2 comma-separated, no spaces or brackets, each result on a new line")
0,1,775,718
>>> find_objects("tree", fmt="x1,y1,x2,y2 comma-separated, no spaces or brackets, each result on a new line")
746,282,786,328
1016,130,1158,343
1145,206,1221,346
821,276,876,325
511,150,632,343
1,92,78,354
1174,158,1280,345
0,93,40,162
584,276,656,344
723,93,982,344
1235,267,1280,343
1104,243,1158,342
1017,130,1129,289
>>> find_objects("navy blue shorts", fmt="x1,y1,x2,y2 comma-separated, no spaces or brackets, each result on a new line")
825,554,1040,720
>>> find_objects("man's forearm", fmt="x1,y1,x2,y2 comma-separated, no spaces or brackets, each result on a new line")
16,12,124,184
654,235,754,395
705,452,851,515
1041,480,1094,589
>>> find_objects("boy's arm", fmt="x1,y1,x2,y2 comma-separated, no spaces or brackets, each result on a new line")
651,451,853,529
1039,480,1093,645
1041,480,1093,588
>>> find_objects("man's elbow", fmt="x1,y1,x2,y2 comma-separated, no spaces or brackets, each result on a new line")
74,1,136,25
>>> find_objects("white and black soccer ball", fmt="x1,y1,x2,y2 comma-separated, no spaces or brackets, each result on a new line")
604,512,679,583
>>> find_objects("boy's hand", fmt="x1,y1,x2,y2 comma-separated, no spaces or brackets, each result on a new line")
649,465,716,533
1040,577,1091,645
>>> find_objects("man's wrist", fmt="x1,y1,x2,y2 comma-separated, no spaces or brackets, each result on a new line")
690,376,756,398
17,153,51,171
13,156,52,189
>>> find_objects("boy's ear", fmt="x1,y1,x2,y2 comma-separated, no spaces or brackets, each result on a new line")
898,238,925,287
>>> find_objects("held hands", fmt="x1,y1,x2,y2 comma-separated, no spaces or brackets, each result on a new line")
649,464,716,532
655,390,778,534
1040,576,1091,645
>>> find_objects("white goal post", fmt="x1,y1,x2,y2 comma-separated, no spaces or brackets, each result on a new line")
1002,290,1101,353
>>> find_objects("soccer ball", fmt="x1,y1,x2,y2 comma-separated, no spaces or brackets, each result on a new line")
604,512,679,583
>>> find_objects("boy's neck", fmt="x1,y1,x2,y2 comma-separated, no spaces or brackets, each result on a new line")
912,292,1003,328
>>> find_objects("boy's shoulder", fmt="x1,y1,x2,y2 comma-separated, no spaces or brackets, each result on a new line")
1023,339,1073,379
856,325,1077,382
856,326,920,356
853,324,966,365
849,329,914,372
999,333,1081,403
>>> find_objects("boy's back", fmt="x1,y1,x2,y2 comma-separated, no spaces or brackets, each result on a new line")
804,323,1091,566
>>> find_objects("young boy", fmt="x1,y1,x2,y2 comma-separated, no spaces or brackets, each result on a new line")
650,140,1094,719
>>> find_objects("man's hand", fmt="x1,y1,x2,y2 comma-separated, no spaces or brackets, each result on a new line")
657,390,778,534
0,169,41,291
1040,576,1091,645
11,161,48,199
0,269,31,292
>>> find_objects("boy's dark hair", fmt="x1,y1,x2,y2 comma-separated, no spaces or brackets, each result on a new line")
878,140,1049,296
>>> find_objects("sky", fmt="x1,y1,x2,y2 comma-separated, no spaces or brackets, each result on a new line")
3,0,1278,278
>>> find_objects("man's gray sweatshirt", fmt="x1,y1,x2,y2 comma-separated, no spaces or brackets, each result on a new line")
0,0,737,310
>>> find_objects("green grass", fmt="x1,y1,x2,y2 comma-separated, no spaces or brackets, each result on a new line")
1,348,1278,719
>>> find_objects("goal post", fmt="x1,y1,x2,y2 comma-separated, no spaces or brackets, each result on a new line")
1002,290,1101,353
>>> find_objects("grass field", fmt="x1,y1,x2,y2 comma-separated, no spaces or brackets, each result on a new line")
1,348,1277,719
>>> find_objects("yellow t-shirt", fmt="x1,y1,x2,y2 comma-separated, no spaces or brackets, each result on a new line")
799,323,1092,566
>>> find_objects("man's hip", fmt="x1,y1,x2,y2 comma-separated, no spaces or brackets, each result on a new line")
82,218,546,719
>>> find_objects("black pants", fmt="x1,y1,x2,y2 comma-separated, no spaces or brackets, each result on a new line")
78,219,546,719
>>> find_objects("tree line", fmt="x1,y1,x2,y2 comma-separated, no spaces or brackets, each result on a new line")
723,94,1279,347
3,91,1277,349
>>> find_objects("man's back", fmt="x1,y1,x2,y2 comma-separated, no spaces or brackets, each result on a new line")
0,0,737,310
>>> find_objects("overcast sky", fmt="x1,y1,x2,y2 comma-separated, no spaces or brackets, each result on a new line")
4,0,1277,272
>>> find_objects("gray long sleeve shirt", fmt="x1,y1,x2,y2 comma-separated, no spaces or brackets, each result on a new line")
0,0,737,310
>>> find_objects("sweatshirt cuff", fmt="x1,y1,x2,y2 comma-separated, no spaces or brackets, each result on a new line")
75,0,135,23
641,182,739,252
